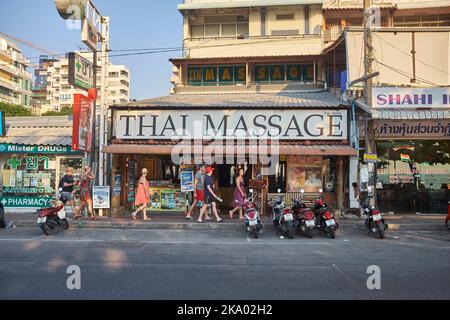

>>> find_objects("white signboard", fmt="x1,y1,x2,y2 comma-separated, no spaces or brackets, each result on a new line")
373,87,450,109
93,186,110,209
114,109,348,140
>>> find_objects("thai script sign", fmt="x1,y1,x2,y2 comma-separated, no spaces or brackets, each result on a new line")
374,120,450,139
373,87,450,109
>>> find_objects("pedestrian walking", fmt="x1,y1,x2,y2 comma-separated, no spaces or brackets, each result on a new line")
198,166,223,223
132,168,151,221
229,167,246,220
75,166,96,220
58,167,79,216
185,164,211,221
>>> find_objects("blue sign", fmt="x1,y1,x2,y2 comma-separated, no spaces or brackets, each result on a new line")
0,111,4,137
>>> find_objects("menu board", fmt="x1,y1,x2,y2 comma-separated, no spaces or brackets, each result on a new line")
148,187,186,212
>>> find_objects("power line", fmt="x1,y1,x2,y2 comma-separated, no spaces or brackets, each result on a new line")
374,59,441,86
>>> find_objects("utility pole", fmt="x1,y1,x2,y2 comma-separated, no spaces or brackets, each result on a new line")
98,16,110,217
363,0,377,206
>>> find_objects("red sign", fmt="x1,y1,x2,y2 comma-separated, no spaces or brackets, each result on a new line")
72,94,94,152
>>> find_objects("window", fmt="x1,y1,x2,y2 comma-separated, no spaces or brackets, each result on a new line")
276,14,294,20
271,30,299,36
191,25,204,38
205,24,220,37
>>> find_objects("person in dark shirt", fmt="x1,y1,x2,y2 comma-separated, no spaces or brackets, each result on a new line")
197,166,223,223
59,167,78,215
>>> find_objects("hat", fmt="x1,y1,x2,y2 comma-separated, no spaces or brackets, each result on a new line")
205,166,214,174
141,168,148,174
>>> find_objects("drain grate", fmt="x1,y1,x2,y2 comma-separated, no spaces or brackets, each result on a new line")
95,241,147,249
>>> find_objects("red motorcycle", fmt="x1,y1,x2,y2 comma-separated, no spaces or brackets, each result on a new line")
292,190,315,239
313,189,338,239
36,198,69,235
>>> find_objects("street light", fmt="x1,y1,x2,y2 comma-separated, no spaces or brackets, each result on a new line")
55,0,110,217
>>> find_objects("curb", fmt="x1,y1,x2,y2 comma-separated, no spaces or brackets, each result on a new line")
11,220,448,232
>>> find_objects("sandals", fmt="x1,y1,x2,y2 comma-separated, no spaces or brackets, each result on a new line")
197,220,203,223
217,218,223,223
91,216,97,221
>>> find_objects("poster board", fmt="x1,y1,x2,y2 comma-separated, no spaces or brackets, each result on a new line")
93,186,110,209
287,156,323,193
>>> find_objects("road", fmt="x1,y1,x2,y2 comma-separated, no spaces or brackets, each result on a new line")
1,225,449,300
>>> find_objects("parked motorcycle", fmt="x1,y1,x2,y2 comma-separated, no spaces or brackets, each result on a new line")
36,198,69,235
244,189,263,239
362,199,388,239
292,189,315,239
313,189,338,239
270,190,295,239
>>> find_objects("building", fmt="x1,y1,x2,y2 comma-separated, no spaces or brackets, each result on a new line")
0,116,84,212
323,0,450,43
31,53,131,113
324,22,450,214
0,36,32,107
103,0,359,216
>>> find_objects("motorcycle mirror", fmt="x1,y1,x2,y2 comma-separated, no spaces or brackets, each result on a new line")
300,189,305,194
277,188,281,193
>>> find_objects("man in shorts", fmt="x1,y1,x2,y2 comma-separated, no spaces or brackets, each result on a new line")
185,164,211,220
198,166,223,223
59,167,78,216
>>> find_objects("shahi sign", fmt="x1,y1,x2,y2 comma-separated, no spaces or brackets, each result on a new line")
374,120,450,139
372,87,450,109
114,109,348,141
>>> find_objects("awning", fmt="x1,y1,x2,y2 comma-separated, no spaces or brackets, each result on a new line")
371,109,450,120
103,143,357,156
178,0,323,11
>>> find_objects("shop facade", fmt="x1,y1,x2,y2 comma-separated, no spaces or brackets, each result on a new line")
104,92,358,216
0,117,84,211
371,87,450,214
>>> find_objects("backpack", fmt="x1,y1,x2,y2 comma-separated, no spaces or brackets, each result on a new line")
58,175,66,190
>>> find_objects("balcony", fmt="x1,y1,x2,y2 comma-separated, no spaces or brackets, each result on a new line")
183,34,324,58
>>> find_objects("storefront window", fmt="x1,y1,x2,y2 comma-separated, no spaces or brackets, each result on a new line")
376,140,450,214
287,156,323,192
2,154,57,198
268,160,286,193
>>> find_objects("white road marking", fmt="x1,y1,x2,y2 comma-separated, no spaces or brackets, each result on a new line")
332,264,361,290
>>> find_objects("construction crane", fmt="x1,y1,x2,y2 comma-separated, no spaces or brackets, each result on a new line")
0,31,58,56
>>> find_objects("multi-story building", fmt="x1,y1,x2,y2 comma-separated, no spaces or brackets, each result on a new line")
0,36,32,107
105,0,359,216
31,53,130,113
322,0,450,43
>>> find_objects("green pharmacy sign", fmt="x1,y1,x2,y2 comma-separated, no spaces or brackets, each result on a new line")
0,143,79,154
0,196,52,208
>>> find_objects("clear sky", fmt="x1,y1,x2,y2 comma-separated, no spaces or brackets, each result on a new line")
0,0,183,100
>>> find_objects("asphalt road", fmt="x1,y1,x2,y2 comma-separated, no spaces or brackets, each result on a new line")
0,225,449,300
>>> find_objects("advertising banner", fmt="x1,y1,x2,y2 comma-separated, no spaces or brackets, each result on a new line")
93,186,110,209
72,94,94,151
68,52,94,91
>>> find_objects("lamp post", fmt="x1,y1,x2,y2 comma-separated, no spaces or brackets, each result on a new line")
55,0,109,216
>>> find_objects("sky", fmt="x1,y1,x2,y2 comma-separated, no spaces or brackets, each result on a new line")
0,0,183,100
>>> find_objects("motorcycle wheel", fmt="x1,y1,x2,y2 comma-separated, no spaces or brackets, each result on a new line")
377,222,385,239
329,227,336,239
307,228,313,239
42,223,52,236
61,219,69,230
287,223,294,239
446,219,450,231
253,228,259,239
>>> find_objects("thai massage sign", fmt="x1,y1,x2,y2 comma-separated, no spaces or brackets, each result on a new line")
114,109,348,140
374,120,450,139
373,87,450,109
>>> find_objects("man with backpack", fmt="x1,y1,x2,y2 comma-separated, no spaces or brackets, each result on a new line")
58,167,79,216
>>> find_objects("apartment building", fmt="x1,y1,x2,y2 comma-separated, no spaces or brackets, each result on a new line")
104,0,358,215
323,0,450,42
32,53,130,113
0,36,32,107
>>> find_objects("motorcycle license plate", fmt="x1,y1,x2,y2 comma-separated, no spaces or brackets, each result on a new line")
325,219,336,227
372,214,382,222
306,220,315,227
284,214,293,221
37,217,47,224
249,220,258,226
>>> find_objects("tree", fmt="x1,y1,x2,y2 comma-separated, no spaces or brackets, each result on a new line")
0,102,32,117
41,106,73,116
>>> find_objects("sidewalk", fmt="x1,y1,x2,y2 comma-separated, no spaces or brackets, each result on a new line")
3,211,448,232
